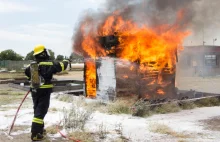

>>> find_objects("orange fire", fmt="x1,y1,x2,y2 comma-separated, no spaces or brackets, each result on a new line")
123,75,129,79
157,89,165,95
85,60,96,98
78,9,191,98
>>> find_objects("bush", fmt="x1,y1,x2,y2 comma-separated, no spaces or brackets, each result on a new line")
108,103,131,114
57,94,73,103
131,99,151,117
63,104,93,131
195,97,220,107
154,102,181,114
179,101,196,110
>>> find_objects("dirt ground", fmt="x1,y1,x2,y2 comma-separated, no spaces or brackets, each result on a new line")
1,73,220,141
54,71,83,80
200,116,220,132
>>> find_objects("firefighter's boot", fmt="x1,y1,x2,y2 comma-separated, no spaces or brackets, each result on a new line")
31,133,46,141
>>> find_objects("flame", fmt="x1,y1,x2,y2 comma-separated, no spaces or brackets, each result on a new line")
123,75,129,79
77,9,191,98
130,66,134,71
145,94,151,99
157,89,165,95
148,80,156,86
85,60,96,98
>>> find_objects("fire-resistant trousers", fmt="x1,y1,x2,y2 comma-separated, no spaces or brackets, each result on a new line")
31,88,52,134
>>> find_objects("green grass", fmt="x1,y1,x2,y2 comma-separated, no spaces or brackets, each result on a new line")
180,101,197,110
154,103,181,114
195,97,220,107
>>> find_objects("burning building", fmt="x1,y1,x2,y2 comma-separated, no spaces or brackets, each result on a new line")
73,0,193,101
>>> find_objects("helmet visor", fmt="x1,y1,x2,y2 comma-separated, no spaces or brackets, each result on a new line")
46,49,51,57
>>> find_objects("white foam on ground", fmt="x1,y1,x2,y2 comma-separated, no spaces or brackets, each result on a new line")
0,94,220,141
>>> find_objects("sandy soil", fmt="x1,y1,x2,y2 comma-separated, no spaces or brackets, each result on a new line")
176,76,220,94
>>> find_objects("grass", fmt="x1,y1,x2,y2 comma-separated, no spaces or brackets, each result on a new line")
179,101,197,110
56,94,74,103
107,96,138,115
0,90,25,96
0,89,26,105
0,90,9,95
50,107,58,112
0,95,24,105
195,97,220,107
56,93,220,119
69,131,96,142
46,126,57,134
12,125,29,132
108,103,131,114
154,103,181,114
149,123,191,139
0,72,26,80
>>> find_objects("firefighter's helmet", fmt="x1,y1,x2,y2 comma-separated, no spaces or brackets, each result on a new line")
33,45,46,56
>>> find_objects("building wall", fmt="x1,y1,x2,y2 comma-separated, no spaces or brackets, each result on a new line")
178,46,220,77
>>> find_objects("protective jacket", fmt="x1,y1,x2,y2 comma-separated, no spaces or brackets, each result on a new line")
25,60,69,88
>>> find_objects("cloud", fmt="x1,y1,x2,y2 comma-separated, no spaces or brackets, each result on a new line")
19,23,71,38
88,0,104,4
0,0,37,13
0,23,73,56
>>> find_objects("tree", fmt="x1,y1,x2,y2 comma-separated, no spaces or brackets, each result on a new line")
48,49,55,60
70,53,83,60
25,49,55,60
25,51,35,60
0,49,23,61
56,55,64,61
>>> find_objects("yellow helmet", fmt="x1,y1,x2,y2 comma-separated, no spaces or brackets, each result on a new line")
33,45,46,56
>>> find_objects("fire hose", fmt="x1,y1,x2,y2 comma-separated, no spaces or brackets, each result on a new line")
8,90,30,135
56,122,81,142
8,90,82,142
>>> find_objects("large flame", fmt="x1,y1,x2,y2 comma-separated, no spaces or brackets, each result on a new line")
85,60,96,98
78,10,191,98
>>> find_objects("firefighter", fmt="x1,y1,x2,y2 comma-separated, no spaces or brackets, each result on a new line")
25,45,69,141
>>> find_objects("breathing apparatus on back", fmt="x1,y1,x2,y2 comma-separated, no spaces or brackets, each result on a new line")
30,45,51,89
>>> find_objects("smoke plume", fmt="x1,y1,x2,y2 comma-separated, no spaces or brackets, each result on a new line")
73,0,220,55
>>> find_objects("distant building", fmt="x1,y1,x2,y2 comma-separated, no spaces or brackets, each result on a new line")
178,45,220,77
